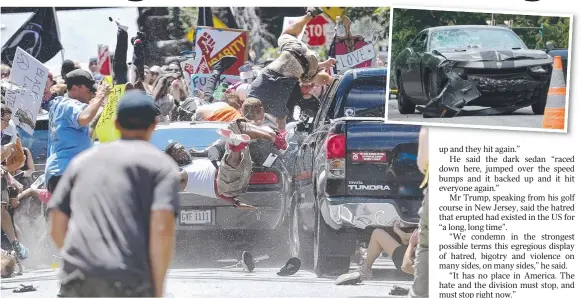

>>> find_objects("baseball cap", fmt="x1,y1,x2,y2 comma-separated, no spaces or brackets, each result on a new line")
66,69,97,92
116,91,161,130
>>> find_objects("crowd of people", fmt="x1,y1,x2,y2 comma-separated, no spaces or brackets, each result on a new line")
0,7,429,298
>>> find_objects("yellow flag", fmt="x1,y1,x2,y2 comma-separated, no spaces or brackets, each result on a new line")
185,15,228,43
95,84,126,143
322,7,345,20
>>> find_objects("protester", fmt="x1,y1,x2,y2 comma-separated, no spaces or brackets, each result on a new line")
335,222,417,285
44,69,112,194
286,82,320,120
1,64,10,80
60,60,79,83
247,7,336,130
166,98,287,208
1,249,17,278
49,91,180,297
195,93,243,122
88,57,103,81
152,72,187,120
1,166,27,270
410,126,429,298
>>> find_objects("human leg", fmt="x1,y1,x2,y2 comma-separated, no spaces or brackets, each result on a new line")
203,56,237,102
281,8,322,37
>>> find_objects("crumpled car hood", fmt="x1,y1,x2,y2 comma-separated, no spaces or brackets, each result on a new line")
439,48,550,62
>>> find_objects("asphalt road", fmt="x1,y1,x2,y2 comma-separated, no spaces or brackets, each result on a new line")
2,229,413,298
2,258,412,298
386,99,544,129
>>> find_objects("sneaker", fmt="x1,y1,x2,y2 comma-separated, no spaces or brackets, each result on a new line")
306,7,323,17
217,128,250,147
277,257,301,276
389,285,410,296
241,251,255,272
109,17,128,32
12,240,28,260
335,271,362,285
211,56,238,73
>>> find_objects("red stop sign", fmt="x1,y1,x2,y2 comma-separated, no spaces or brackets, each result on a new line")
304,15,329,47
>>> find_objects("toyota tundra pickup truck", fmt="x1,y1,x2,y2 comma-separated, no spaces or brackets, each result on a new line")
289,67,424,276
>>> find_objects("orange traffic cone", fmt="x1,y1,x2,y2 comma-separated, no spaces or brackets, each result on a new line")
541,56,567,130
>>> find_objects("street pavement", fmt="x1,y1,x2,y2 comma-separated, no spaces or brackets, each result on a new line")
2,229,413,298
1,258,412,297
386,99,543,129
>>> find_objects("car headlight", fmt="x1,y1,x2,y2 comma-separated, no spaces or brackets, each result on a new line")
529,65,548,73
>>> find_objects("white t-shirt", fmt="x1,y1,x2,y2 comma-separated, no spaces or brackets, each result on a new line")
182,159,217,198
1,120,18,145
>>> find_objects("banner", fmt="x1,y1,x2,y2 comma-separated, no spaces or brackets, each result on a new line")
95,82,126,143
1,8,62,65
3,47,49,135
191,74,240,94
335,43,376,71
98,45,112,76
192,27,249,76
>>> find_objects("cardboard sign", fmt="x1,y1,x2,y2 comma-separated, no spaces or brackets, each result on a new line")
282,15,335,47
4,47,49,135
181,58,197,95
336,43,376,71
190,74,240,95
193,27,249,76
351,152,387,162
95,81,126,143
98,45,111,76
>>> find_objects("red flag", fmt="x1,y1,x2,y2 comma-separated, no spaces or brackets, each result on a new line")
98,45,111,76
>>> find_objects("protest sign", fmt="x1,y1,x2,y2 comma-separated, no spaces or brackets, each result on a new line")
192,27,249,76
335,42,375,71
95,82,126,143
191,74,240,95
181,58,197,95
3,47,49,135
282,15,335,47
98,45,112,76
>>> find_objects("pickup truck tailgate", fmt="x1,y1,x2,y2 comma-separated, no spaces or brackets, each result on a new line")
345,122,423,197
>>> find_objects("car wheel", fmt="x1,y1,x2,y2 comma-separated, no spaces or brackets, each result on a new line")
289,194,313,266
531,93,548,115
397,74,416,114
313,211,351,277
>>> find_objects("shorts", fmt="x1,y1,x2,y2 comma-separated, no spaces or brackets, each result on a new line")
391,245,407,272
47,175,62,194
59,275,154,297
215,121,253,198
247,69,298,119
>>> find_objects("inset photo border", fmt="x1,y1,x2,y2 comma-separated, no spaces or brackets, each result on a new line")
385,5,573,133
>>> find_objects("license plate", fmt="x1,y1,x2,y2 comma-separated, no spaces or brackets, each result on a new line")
179,209,214,225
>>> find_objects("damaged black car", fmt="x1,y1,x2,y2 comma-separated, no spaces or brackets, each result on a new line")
392,25,554,117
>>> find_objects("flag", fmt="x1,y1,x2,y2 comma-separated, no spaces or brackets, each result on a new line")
1,8,63,66
186,8,228,43
198,7,214,27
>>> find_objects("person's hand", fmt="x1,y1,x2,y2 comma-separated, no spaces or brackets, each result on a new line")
9,198,19,209
96,83,112,100
320,58,336,69
171,79,181,89
235,202,257,210
409,229,420,247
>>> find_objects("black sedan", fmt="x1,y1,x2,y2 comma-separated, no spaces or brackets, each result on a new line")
392,25,554,117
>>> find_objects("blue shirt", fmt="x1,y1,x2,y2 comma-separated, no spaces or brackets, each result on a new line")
45,96,92,181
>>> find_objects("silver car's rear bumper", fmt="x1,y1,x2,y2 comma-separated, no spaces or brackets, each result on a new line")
176,191,286,231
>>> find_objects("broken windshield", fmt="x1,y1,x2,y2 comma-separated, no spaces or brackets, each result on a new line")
429,28,526,51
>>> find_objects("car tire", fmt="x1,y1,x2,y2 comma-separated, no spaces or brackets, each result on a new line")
313,211,351,277
397,74,416,114
289,194,313,266
531,93,548,115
